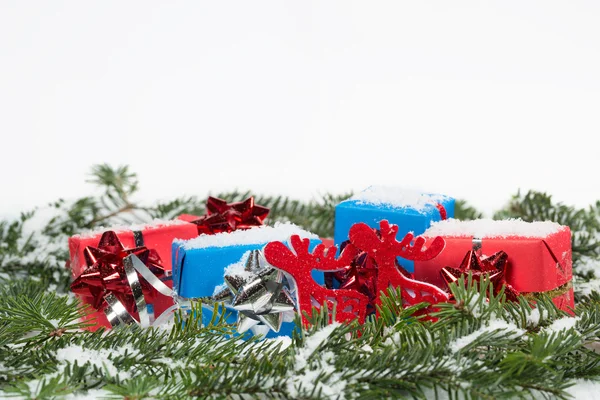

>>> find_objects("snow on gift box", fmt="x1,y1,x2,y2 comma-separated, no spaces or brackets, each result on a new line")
172,223,324,338
334,186,455,273
68,219,199,330
413,219,574,312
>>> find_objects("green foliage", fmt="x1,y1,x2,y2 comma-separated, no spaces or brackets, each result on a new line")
494,190,600,266
454,199,484,221
1,164,600,399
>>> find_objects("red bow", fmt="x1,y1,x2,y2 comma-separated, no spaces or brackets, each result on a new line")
193,196,270,235
70,231,166,317
440,250,519,301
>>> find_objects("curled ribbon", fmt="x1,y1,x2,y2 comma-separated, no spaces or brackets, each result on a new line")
70,231,179,329
104,254,177,328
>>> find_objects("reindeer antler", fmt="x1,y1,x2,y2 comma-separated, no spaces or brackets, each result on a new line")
345,220,449,321
264,235,358,274
349,220,445,261
262,240,297,275
264,235,368,327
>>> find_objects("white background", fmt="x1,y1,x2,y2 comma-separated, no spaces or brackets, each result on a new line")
1,1,599,218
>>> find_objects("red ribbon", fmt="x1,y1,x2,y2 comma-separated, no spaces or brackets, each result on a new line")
436,203,448,220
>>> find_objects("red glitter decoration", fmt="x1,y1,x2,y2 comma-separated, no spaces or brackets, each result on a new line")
325,239,414,315
440,250,520,301
348,220,450,317
264,236,369,326
70,231,166,317
192,196,270,235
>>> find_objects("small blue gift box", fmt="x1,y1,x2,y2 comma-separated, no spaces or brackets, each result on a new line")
334,187,454,272
172,223,322,338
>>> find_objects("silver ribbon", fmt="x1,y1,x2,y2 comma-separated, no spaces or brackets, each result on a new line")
472,237,483,256
133,230,145,247
104,254,176,329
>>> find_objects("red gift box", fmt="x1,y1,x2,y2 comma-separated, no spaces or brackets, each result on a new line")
176,214,200,223
68,220,198,278
68,220,198,330
413,220,573,311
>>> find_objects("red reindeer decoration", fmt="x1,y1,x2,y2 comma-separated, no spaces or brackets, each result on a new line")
348,220,450,316
264,236,369,326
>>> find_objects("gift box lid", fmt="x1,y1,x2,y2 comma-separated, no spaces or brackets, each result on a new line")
174,222,319,250
424,218,565,239
339,186,454,215
70,219,191,239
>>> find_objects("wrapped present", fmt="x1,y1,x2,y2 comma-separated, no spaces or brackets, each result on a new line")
172,223,323,338
334,186,454,272
68,219,198,278
70,231,178,330
176,196,269,235
413,219,574,311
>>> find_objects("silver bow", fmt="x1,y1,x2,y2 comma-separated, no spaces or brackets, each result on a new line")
213,250,295,334
104,254,177,328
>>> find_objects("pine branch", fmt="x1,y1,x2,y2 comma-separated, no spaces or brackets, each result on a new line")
454,200,484,220
1,164,600,399
494,190,600,268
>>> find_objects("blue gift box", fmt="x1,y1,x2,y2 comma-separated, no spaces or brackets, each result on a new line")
334,187,454,272
172,223,322,338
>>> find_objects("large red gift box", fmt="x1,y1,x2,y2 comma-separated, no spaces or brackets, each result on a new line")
68,220,198,278
68,220,198,329
413,219,573,311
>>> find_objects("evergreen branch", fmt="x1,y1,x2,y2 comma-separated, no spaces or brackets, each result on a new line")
1,164,600,399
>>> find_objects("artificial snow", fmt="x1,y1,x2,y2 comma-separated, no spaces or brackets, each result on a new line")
63,389,113,400
575,277,600,297
266,336,292,351
222,252,255,281
425,218,563,238
285,323,347,398
55,344,133,379
450,320,526,353
176,222,318,250
294,323,341,370
544,317,580,333
574,256,600,277
348,185,450,211
466,293,485,318
566,379,600,399
72,218,188,239
525,308,548,327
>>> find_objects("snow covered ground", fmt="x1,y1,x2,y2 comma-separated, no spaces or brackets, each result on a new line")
1,1,600,218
